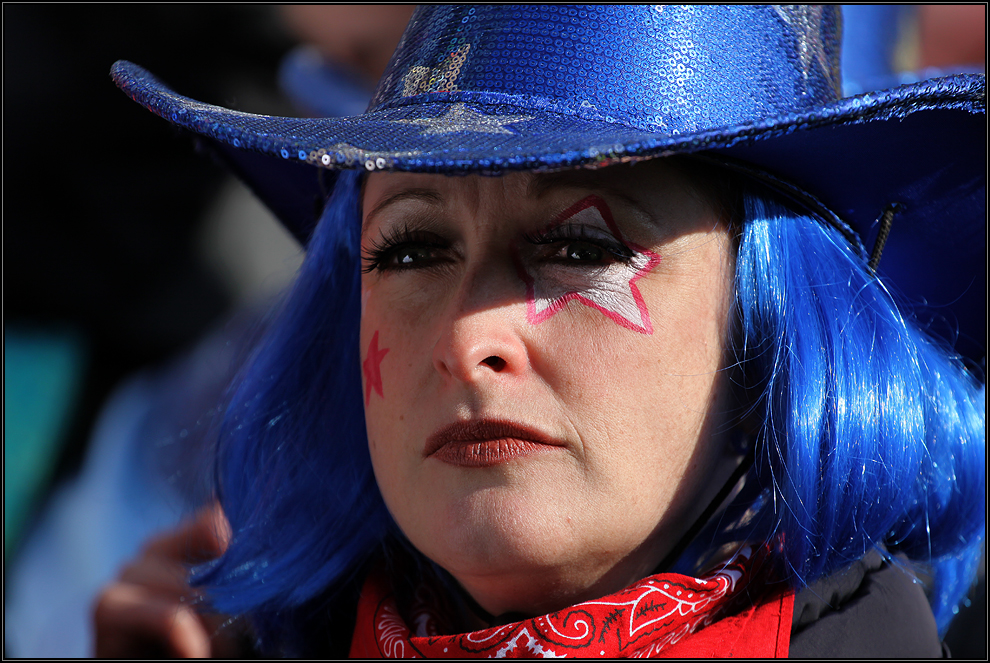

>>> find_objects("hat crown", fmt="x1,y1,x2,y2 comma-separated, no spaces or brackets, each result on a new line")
369,5,843,134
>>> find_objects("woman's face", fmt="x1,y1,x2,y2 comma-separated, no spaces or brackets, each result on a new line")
360,160,738,617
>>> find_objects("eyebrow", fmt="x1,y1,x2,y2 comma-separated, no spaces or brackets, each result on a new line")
363,174,655,233
528,172,654,223
363,188,444,233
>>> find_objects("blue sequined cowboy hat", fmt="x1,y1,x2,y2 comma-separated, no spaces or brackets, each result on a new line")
111,4,986,362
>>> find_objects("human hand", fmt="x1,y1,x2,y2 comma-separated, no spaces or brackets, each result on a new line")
92,501,244,658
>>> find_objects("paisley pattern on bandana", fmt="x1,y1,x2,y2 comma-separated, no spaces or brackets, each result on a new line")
349,543,794,658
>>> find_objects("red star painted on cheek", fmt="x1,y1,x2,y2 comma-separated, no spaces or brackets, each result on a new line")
362,330,390,406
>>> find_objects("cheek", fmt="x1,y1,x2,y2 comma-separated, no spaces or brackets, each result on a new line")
360,316,405,499
527,318,658,449
360,290,432,424
361,284,372,317
653,252,735,375
530,260,731,470
361,329,390,406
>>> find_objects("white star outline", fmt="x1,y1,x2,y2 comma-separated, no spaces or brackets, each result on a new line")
394,102,534,136
516,196,661,334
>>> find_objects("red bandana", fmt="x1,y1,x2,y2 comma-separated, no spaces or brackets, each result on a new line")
350,544,794,658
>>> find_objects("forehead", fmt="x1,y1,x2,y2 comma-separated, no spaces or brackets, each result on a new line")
364,160,677,194
361,159,716,222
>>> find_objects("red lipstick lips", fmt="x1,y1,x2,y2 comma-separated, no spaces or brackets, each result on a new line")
426,419,563,467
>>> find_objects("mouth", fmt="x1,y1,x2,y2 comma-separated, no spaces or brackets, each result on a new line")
425,419,565,467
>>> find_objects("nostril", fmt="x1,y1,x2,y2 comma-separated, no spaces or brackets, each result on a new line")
482,356,506,371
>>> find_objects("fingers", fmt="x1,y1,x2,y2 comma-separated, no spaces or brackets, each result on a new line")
92,501,241,658
143,501,231,563
117,554,199,599
201,612,251,659
121,502,231,597
93,583,212,658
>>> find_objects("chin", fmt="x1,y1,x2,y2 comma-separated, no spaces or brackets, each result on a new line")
420,482,582,577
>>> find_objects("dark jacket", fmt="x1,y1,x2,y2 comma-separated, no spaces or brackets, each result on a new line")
789,550,944,657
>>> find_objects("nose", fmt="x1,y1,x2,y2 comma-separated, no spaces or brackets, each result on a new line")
432,270,529,383
433,313,528,382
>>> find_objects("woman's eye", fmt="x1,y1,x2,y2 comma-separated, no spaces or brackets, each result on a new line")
525,223,633,267
538,239,632,267
362,233,452,274
554,241,605,262
392,245,439,266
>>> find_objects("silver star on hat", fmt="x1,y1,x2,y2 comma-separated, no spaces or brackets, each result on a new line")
395,103,534,136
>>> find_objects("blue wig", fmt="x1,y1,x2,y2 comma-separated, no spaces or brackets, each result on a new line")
196,167,985,652
730,191,985,633
194,170,392,654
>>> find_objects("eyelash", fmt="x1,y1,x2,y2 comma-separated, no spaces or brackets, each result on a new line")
523,223,634,263
361,225,451,274
362,222,635,274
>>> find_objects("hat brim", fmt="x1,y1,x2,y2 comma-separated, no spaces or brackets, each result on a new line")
111,61,986,363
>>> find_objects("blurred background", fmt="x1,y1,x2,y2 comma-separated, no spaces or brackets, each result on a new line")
3,4,984,658
2,5,414,656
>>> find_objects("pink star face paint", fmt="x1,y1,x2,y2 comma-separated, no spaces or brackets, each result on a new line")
515,195,661,334
363,330,390,406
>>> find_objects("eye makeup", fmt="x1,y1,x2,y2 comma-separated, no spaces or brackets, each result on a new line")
360,192,662,334
523,222,635,264
361,221,454,274
514,195,661,334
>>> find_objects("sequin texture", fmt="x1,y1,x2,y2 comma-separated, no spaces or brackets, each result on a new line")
111,5,982,181
109,4,986,348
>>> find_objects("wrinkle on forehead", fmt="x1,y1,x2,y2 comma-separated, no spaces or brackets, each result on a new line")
365,169,639,220
361,160,725,241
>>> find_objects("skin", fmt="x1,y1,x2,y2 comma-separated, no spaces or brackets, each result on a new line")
360,160,741,618
91,160,741,655
92,502,243,658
